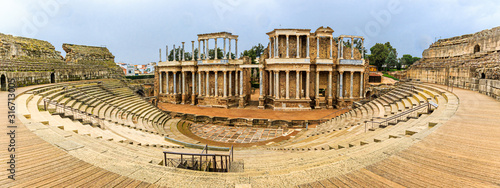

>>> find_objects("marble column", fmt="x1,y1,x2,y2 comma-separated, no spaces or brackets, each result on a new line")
269,71,273,97
259,69,263,97
340,39,343,59
286,70,290,99
159,48,161,62
191,41,194,60
223,71,227,97
296,71,300,99
229,39,232,60
360,71,364,98
203,40,206,60
159,71,162,94
269,38,272,58
317,36,320,58
182,42,185,61
192,71,195,95
198,71,202,96
235,70,239,96
223,38,227,59
330,36,333,59
361,39,365,59
328,71,332,98
239,70,243,96
206,71,209,96
316,71,320,98
173,72,177,94
275,36,278,58
166,45,169,62
173,44,176,61
198,40,201,61
296,35,300,58
351,38,354,59
229,71,232,96
286,35,289,58
338,38,341,59
235,39,238,59
215,71,218,96
166,72,169,94
339,71,343,98
306,35,310,58
350,71,354,98
275,71,279,99
206,39,209,60
214,38,218,60
306,71,310,99
182,72,186,94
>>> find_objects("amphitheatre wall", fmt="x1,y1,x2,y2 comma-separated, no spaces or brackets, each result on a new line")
0,33,123,90
407,26,500,101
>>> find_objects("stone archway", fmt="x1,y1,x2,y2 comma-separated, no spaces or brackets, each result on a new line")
50,72,56,83
1,74,6,91
474,44,480,53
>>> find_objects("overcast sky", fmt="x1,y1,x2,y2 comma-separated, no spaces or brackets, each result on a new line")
1,0,499,64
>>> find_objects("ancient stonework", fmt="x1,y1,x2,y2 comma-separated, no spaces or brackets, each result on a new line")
63,43,115,63
407,26,500,101
0,33,62,60
0,33,124,90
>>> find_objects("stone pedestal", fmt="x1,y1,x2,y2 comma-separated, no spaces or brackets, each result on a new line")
327,98,333,109
238,97,245,108
315,99,320,109
191,95,196,105
258,97,265,109
181,94,186,104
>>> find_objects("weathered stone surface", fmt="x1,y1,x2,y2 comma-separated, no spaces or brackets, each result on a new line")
0,33,62,60
62,43,115,64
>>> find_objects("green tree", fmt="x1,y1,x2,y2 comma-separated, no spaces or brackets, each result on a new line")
241,43,265,64
368,42,398,70
385,50,398,71
400,54,421,68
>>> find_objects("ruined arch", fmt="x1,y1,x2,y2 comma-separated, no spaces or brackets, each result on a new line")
481,72,486,79
474,44,480,53
1,74,6,91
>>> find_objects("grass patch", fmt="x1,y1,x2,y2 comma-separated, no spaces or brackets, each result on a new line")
382,74,399,81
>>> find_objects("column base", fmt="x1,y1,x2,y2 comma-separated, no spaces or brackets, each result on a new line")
327,98,334,109
191,95,197,105
181,94,186,104
238,97,245,108
258,97,265,109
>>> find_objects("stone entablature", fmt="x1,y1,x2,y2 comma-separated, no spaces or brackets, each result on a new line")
259,27,367,110
422,26,500,59
156,32,251,108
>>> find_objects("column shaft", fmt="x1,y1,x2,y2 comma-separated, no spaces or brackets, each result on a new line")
306,35,310,58
328,71,332,98
351,38,354,59
317,36,320,58
275,71,279,99
360,72,364,98
306,71,310,99
229,71,232,96
206,71,209,96
316,71,319,97
182,72,185,94
259,69,263,97
173,72,177,94
214,38,218,60
159,71,162,94
235,39,238,59
286,35,289,58
286,71,290,99
223,38,227,59
330,36,333,59
223,71,227,97
192,72,195,95
269,71,273,97
198,71,201,96
215,71,218,96
166,72,169,94
296,71,300,99
350,71,354,98
339,72,343,98
296,35,300,58
239,70,243,96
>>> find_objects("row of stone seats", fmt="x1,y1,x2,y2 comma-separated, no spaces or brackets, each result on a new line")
27,80,175,147
275,82,439,151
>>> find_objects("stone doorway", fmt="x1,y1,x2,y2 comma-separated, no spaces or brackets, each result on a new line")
1,74,6,91
50,73,56,83
474,44,480,53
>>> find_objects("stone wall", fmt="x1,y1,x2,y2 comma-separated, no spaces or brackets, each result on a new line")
0,33,62,60
407,26,500,101
62,43,115,64
422,26,500,59
0,33,124,91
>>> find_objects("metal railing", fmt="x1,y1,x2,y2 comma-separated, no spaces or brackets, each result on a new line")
364,102,432,132
43,98,104,127
163,145,234,172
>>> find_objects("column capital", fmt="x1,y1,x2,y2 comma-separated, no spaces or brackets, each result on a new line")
339,71,344,74
285,70,290,73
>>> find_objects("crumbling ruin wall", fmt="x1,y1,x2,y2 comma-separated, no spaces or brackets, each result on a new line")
407,26,500,101
62,43,115,64
0,33,62,60
0,33,123,90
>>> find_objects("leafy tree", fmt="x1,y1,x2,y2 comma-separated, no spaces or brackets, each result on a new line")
385,50,398,71
368,42,398,70
241,43,265,64
400,54,421,68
